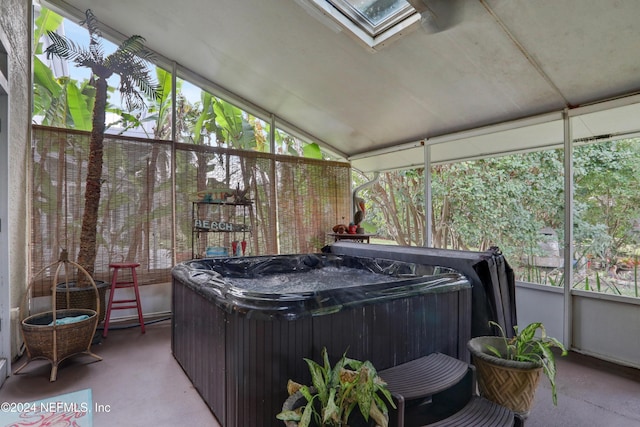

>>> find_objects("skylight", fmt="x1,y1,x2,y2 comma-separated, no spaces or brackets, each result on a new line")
304,0,421,50
332,0,415,34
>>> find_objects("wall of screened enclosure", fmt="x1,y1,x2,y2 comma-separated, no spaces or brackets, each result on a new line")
362,136,640,300
32,7,640,300
30,126,350,296
362,151,567,275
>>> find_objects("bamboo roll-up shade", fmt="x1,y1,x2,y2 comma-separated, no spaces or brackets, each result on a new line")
31,126,173,295
275,156,351,254
173,145,278,258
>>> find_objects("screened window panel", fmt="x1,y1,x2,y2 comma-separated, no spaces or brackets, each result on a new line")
174,79,271,152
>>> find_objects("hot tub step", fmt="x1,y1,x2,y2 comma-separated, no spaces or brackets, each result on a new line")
379,352,470,400
380,352,473,427
380,352,522,427
423,396,522,427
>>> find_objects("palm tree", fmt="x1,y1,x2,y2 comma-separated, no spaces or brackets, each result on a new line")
45,9,159,279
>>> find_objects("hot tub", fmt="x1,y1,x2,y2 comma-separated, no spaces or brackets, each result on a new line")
172,253,472,427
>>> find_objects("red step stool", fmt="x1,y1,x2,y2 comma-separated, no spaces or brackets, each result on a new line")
103,262,145,338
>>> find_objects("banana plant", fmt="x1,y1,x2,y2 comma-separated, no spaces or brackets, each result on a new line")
192,91,217,145
213,99,256,149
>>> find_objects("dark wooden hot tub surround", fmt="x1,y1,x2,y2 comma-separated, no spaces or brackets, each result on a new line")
172,253,472,427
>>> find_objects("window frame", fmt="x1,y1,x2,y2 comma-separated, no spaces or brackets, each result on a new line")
329,0,417,36
307,0,421,50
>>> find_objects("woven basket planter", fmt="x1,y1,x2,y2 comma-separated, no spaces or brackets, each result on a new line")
56,280,109,323
15,250,103,381
467,336,542,418
20,309,98,375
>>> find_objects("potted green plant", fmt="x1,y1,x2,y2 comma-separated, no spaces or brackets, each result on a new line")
467,321,567,417
276,348,395,427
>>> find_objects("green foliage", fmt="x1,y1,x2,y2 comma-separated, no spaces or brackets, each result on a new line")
302,143,323,159
276,348,395,427
34,7,326,161
34,8,63,54
33,10,95,130
487,321,567,405
33,7,159,133
364,139,640,297
365,149,566,253
573,140,640,263
213,99,255,149
191,91,216,145
64,78,93,130
365,169,426,246
44,10,160,110
438,151,564,258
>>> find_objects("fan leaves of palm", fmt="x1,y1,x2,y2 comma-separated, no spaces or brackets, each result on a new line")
45,31,92,64
105,39,161,109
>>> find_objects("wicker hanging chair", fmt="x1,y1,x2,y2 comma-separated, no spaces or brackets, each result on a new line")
14,249,102,382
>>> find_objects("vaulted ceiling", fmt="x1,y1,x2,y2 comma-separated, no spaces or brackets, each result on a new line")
44,0,640,171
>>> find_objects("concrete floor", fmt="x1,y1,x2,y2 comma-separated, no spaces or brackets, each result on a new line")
1,318,639,427
0,319,219,427
525,350,640,427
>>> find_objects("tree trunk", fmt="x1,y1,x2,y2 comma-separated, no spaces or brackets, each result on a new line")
76,76,108,281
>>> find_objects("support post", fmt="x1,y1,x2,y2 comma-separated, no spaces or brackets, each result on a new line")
562,109,573,349
424,141,432,247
